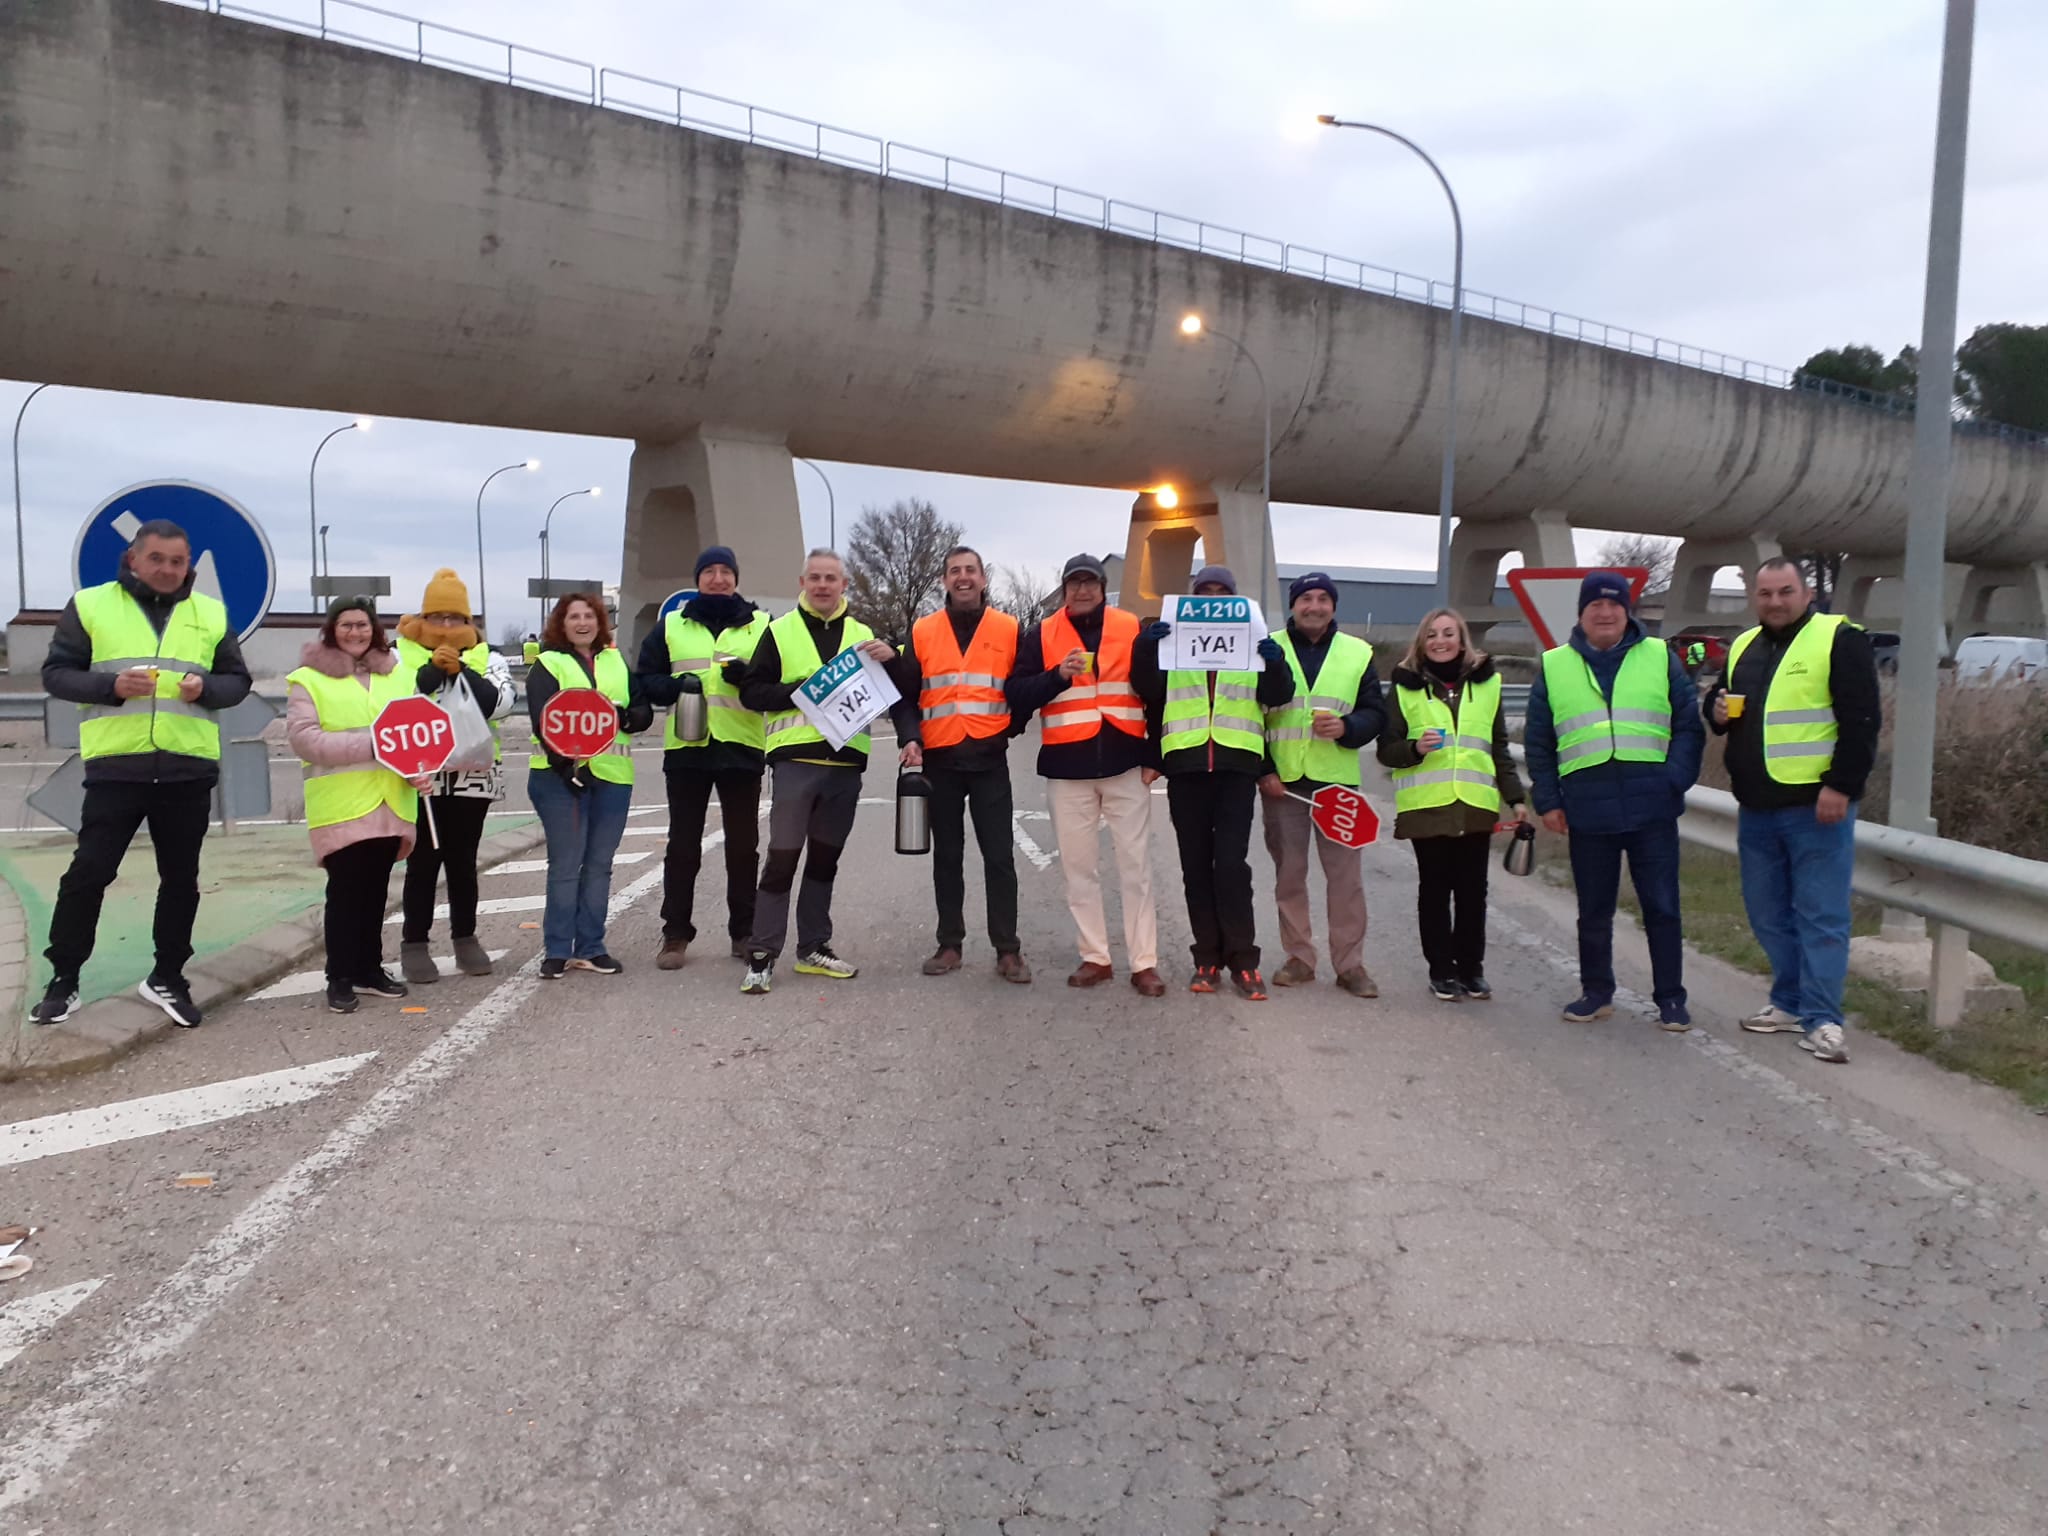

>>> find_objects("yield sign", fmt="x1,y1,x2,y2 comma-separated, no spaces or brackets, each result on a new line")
1504,566,1650,650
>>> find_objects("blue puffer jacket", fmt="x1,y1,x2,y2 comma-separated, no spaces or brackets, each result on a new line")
1524,619,1703,834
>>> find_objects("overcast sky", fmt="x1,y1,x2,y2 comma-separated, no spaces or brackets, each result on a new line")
8,0,2046,628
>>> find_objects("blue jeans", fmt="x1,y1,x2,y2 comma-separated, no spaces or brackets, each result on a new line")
528,770,632,959
1567,819,1686,1008
1738,802,1856,1030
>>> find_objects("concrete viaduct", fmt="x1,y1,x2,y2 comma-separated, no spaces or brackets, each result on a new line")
4,0,2046,641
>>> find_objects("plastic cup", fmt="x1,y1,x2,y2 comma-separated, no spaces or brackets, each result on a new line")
1079,651,1095,674
1724,693,1746,719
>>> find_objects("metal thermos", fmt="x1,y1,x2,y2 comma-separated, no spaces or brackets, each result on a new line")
671,672,710,746
1503,820,1536,877
896,770,932,855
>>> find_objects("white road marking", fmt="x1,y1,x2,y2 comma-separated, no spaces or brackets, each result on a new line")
621,823,671,837
1011,814,1055,871
248,955,511,1003
388,893,543,924
0,1056,376,1169
489,851,650,876
0,1281,107,1373
0,861,671,1513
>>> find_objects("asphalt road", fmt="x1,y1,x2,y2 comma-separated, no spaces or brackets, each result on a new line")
1,741,2044,1533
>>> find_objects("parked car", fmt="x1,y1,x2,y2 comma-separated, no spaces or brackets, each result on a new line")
1952,634,2047,683
1668,630,1730,677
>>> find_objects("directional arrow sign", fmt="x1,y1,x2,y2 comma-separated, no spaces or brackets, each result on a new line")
72,482,277,641
1504,566,1650,651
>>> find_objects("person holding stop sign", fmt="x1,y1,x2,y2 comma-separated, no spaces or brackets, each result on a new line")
286,598,430,1014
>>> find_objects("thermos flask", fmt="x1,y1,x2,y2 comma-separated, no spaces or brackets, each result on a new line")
671,672,710,746
896,770,932,855
1503,819,1536,877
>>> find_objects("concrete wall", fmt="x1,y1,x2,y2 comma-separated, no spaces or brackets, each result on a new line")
3,0,2046,562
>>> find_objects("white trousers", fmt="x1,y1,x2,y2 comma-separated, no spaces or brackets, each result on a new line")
1046,768,1158,971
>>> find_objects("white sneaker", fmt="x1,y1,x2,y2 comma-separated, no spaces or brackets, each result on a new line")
1742,1004,1803,1034
1805,1023,1849,1063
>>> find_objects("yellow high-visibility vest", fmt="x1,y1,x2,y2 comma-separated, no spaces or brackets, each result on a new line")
663,609,770,752
1263,629,1372,786
73,581,228,763
285,663,419,831
1391,675,1502,814
526,647,634,785
1725,614,1852,785
1541,639,1672,775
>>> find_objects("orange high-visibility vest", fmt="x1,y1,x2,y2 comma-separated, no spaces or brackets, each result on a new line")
1038,606,1145,744
913,607,1018,748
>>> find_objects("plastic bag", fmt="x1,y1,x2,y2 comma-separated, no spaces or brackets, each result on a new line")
436,672,497,774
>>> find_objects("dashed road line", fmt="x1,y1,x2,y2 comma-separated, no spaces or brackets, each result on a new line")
1011,813,1055,871
0,1282,107,1373
248,954,511,1003
488,851,651,877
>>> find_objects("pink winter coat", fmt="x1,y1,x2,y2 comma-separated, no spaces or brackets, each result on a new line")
286,639,417,866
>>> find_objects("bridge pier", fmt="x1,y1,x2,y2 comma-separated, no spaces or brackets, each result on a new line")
1658,534,1780,635
1448,509,1576,634
1953,562,2048,638
1119,485,1276,621
618,429,808,649
1838,556,1977,653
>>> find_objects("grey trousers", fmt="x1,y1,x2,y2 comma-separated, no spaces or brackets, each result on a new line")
747,760,863,960
1261,786,1367,976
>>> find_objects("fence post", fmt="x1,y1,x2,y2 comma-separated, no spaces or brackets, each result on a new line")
1928,920,1971,1028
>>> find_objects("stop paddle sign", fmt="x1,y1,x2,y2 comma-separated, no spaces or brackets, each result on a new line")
539,687,619,760
1309,784,1379,848
371,696,456,778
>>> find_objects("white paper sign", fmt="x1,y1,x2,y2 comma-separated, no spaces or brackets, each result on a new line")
1162,595,1267,672
792,649,901,751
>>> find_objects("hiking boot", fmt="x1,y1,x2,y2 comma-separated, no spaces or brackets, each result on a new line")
326,981,359,1014
1460,972,1492,1001
1658,1002,1693,1033
1130,967,1167,998
453,935,494,976
741,954,774,994
1742,1004,1803,1033
922,947,963,976
570,954,623,975
794,945,857,980
1805,1023,1849,1063
1561,994,1613,1023
1271,957,1316,988
1068,961,1114,988
399,941,439,986
31,980,78,1027
1231,968,1268,1002
996,951,1032,984
1428,975,1464,1003
1335,967,1379,999
539,957,568,981
656,937,689,971
1188,965,1221,995
352,970,408,999
140,973,203,1027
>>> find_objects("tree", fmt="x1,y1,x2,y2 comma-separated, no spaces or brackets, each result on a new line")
498,619,528,650
1955,323,2048,433
1794,343,1918,398
1593,533,1678,595
1785,551,1846,611
844,497,964,642
989,562,1055,625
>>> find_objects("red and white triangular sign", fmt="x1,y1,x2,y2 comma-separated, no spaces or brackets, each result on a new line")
1503,567,1649,650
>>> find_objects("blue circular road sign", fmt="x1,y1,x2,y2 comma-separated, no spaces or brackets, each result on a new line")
72,481,278,642
658,588,696,623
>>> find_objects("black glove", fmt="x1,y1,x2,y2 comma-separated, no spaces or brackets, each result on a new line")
552,758,587,794
1141,620,1172,643
1256,637,1285,663
721,659,749,688
677,672,704,695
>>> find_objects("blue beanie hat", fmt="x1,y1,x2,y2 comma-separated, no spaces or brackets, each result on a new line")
1288,571,1339,608
694,545,739,580
1578,570,1633,614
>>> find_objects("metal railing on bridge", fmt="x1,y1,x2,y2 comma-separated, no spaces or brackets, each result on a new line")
163,0,2045,446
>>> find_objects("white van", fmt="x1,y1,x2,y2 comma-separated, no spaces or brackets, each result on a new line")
1952,635,2047,683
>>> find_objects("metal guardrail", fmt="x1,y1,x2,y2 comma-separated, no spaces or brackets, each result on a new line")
159,0,2045,445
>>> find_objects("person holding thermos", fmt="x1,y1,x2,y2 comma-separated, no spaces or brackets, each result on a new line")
1377,608,1527,1003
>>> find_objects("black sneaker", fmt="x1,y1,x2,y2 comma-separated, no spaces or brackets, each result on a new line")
539,957,568,981
326,981,359,1014
570,954,623,975
352,970,409,999
31,980,79,1026
140,973,203,1027
1428,975,1465,1003
1460,973,1492,1001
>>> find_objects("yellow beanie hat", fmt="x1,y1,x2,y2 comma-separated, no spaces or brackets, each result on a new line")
421,567,472,618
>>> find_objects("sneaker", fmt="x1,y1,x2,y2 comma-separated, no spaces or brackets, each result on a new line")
1189,965,1221,994
741,954,774,994
140,973,203,1027
352,970,408,999
1741,1004,1803,1034
31,980,78,1026
1561,994,1613,1023
570,954,623,975
1460,973,1492,1001
1658,1002,1693,1033
1428,975,1464,1003
1231,968,1268,1002
656,937,689,971
1272,957,1316,988
326,981,359,1014
539,957,568,981
1806,1023,1849,1063
793,945,857,979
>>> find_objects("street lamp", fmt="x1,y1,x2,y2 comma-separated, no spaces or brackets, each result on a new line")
308,416,372,610
12,383,53,615
1317,114,1464,607
540,486,601,597
474,456,540,638
1178,313,1272,615
319,524,330,581
797,457,837,549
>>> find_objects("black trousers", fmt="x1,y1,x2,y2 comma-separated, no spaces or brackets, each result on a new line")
928,764,1020,954
1166,772,1260,971
1411,831,1492,982
324,836,401,985
45,778,213,983
660,768,761,943
399,794,493,943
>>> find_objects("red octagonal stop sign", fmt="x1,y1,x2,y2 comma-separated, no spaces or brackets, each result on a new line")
371,696,456,778
1309,784,1379,848
539,687,619,761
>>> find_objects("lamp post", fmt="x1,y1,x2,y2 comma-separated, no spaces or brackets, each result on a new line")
474,457,539,638
1317,115,1464,607
308,417,372,610
1178,314,1272,617
539,486,601,623
12,382,53,615
796,457,837,549
319,524,330,582
536,529,548,631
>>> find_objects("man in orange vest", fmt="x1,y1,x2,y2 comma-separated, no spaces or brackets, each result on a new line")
899,545,1031,983
1007,553,1167,998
